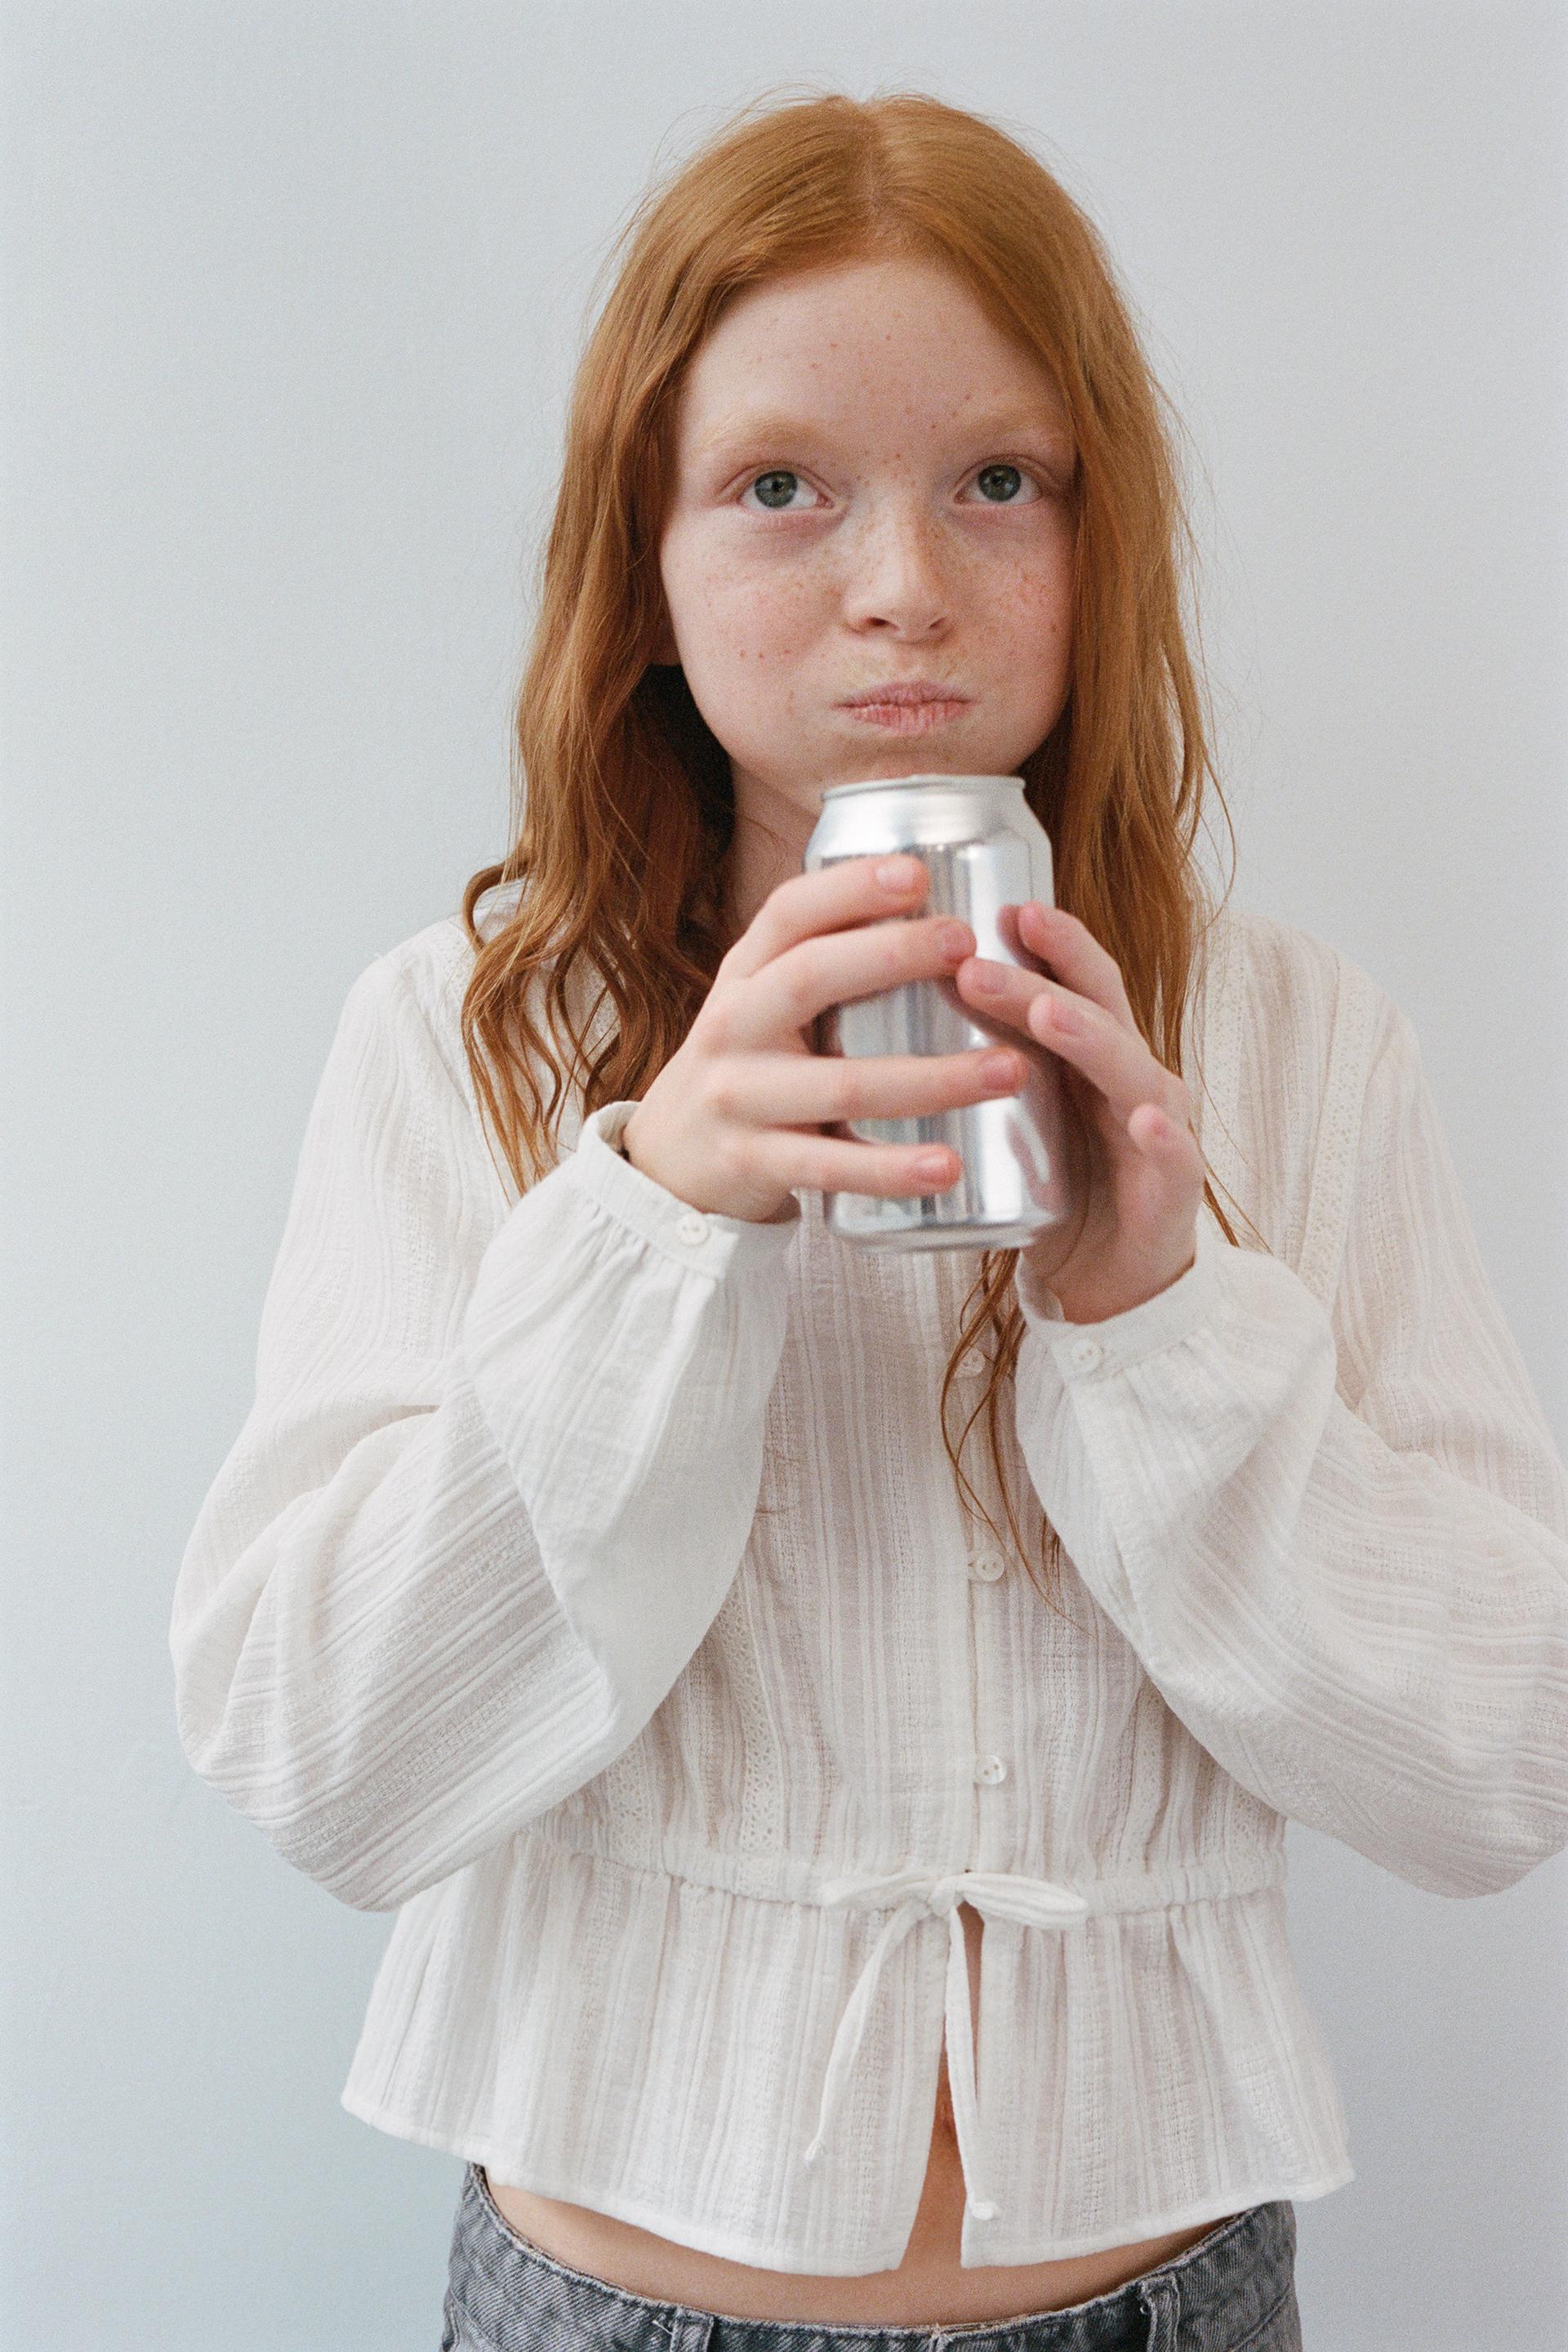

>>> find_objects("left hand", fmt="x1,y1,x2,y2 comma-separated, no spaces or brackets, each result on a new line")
954,901,1205,1325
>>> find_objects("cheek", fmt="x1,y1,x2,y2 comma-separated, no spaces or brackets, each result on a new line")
989,548,1073,665
665,535,820,670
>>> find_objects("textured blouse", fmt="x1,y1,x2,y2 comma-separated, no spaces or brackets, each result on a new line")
170,877,1568,2273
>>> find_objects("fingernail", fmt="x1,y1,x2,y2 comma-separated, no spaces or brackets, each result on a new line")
980,1051,1021,1085
967,958,1006,991
875,856,922,889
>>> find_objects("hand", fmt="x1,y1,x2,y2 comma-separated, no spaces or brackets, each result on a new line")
620,854,1029,1224
954,901,1205,1323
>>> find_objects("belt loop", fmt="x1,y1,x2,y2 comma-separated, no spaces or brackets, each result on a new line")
663,2314,715,2352
1138,2271,1182,2352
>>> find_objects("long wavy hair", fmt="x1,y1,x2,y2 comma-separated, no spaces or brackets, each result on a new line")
457,85,1263,1615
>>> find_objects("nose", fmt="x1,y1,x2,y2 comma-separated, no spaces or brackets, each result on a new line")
840,493,951,638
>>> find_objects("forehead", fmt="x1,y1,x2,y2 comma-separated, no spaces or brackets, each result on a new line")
672,254,1070,446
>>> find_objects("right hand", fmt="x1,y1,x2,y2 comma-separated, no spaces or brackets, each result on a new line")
619,852,1030,1224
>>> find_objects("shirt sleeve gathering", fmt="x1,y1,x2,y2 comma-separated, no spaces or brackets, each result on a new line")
1011,984,1568,1900
169,949,799,1913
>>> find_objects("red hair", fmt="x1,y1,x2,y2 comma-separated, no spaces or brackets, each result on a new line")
458,87,1260,1610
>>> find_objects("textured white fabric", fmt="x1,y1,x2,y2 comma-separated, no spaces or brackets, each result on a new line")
171,877,1568,2273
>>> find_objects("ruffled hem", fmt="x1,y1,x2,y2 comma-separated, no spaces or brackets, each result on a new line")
341,1829,1356,2272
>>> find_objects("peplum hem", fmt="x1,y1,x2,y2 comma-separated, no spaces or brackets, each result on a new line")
341,1825,1355,2273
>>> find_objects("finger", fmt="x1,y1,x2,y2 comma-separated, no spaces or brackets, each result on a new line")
758,1128,966,1200
1125,1105,1207,1216
1129,1102,1200,1161
952,951,1077,1040
1020,988,1190,1134
1010,901,1136,1028
708,1044,1028,1129
716,910,973,1053
954,952,1183,1129
720,852,930,982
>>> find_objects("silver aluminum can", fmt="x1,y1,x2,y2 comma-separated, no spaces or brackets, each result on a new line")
802,773,1081,1250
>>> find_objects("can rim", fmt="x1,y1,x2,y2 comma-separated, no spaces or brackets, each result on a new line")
819,772,1026,801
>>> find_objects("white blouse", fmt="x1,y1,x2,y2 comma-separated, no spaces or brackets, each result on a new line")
170,877,1568,2273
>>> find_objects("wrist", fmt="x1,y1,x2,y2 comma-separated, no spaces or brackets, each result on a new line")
1050,1247,1198,1326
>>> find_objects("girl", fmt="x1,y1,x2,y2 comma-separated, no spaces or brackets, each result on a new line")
172,87,1568,2352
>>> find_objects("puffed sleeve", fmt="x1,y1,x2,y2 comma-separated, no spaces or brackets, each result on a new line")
170,948,799,1912
1011,982,1568,1897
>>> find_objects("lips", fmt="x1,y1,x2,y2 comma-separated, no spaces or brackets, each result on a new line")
839,682,972,708
843,701,969,733
839,683,973,733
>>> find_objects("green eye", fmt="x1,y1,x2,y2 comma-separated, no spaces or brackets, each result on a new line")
973,464,1027,503
750,470,801,510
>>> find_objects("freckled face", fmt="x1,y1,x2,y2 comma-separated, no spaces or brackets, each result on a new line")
654,253,1077,822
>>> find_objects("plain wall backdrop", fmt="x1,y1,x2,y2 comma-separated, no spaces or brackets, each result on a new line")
3,4,1565,2345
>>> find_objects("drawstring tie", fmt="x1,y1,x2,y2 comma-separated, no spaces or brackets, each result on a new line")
800,1868,1090,2225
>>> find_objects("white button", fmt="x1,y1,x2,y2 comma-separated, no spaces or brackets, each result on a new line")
1068,1335,1105,1371
675,1211,709,1246
958,1347,987,1378
969,1550,1006,1584
973,1753,1008,1785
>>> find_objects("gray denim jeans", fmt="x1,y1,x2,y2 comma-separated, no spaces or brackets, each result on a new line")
439,2162,1303,2351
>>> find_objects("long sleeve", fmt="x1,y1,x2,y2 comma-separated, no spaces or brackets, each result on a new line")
171,947,799,1913
1012,982,1568,1899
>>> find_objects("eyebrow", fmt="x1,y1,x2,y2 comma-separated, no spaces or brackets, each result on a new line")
688,408,1076,463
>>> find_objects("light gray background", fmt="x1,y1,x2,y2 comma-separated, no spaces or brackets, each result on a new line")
4,4,1565,2347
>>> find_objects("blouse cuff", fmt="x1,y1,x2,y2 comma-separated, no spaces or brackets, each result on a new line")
1016,1214,1226,1376
569,1100,802,1279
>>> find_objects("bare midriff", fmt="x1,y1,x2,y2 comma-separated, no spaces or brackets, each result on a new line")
484,1904,1238,2327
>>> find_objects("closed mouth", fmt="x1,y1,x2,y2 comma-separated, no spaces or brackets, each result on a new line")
840,692,972,731
839,684,973,709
